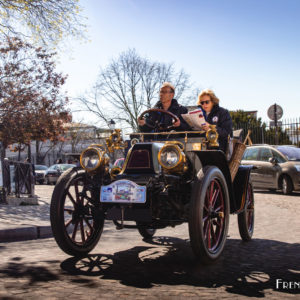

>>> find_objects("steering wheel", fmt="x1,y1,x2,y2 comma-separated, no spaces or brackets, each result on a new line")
138,108,179,131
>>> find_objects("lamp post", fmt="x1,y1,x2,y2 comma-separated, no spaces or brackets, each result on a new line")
108,119,116,163
108,119,116,131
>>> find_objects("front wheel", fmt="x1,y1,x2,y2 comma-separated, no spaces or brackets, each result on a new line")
282,175,293,195
136,222,156,239
238,181,254,241
50,168,104,256
189,166,230,264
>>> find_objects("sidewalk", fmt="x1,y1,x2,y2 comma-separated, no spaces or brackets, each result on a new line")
0,185,54,242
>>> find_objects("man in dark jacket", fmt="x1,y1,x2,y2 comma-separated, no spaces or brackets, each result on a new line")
138,82,190,132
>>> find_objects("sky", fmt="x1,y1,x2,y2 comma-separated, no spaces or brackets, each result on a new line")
57,0,300,125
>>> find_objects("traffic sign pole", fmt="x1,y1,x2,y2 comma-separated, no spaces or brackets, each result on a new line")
274,104,278,145
267,103,283,145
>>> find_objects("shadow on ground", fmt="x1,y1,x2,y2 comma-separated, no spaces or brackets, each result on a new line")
56,237,300,297
0,237,299,297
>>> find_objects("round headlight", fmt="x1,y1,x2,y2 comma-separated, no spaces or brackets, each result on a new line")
158,145,182,169
80,148,103,172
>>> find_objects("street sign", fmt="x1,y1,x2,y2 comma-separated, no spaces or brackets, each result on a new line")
267,104,283,121
270,121,282,127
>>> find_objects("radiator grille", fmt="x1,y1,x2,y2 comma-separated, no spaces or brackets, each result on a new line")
127,149,150,169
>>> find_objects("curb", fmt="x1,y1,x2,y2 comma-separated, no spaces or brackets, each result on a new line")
0,225,53,243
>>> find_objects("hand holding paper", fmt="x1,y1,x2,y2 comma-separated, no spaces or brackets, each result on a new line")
181,108,206,130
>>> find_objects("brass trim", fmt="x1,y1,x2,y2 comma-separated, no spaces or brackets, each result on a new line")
163,140,185,151
158,144,183,170
127,130,205,136
110,166,122,179
206,125,219,147
106,129,127,153
119,146,134,175
80,147,103,172
192,143,202,151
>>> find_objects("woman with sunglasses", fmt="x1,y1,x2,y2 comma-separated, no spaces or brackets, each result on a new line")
197,89,233,152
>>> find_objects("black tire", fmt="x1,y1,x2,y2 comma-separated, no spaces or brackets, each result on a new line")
282,175,293,195
136,223,156,239
238,181,254,241
188,166,230,264
50,168,104,256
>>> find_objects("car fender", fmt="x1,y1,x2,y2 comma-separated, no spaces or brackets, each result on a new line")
192,150,236,213
233,165,253,213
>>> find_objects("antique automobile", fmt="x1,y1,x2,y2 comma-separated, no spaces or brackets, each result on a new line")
50,109,254,264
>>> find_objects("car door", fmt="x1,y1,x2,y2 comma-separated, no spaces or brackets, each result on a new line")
241,147,261,187
257,147,280,188
271,149,286,188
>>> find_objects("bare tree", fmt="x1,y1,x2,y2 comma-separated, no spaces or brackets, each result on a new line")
0,0,86,47
75,49,192,132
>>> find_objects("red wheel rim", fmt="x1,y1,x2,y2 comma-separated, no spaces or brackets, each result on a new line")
246,183,254,233
202,179,226,253
63,177,98,245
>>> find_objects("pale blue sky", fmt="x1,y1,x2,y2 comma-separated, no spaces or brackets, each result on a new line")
58,0,300,123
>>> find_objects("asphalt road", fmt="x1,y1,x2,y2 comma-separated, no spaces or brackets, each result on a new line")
0,190,299,299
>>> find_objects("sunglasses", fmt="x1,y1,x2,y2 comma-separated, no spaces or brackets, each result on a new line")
200,100,211,105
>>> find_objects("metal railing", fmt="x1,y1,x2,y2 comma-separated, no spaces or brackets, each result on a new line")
234,118,300,146
2,160,34,198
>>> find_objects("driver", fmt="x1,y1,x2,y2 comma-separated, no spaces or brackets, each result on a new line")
138,82,191,132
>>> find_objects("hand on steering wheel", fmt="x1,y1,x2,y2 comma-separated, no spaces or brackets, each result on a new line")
138,108,180,131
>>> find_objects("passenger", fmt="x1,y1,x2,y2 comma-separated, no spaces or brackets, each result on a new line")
138,82,191,132
197,89,233,152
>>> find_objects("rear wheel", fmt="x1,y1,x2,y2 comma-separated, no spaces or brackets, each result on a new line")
136,223,156,239
50,168,104,256
238,181,254,241
189,166,230,264
282,175,293,195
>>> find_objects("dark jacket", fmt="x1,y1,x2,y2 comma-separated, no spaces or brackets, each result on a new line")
139,99,191,132
201,104,233,152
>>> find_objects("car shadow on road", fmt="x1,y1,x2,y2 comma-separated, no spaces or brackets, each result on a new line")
60,237,300,297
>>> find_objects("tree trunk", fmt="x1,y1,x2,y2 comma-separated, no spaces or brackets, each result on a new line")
27,143,32,163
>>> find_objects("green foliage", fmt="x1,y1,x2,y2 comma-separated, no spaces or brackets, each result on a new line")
230,110,293,145
230,110,263,128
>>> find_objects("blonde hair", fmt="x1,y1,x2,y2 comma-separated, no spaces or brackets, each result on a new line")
197,89,220,106
160,82,175,93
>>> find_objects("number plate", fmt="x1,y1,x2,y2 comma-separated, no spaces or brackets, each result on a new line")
100,179,146,203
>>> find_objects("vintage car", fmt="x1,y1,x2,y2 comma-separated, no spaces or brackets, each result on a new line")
50,109,254,264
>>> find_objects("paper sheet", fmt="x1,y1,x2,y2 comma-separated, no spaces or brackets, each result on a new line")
181,109,206,130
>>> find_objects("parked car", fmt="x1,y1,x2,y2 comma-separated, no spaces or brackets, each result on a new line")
34,165,48,184
50,110,254,264
45,164,76,185
241,145,300,194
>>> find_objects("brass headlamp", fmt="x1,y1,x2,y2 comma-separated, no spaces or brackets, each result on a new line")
158,142,188,174
206,125,219,148
80,144,109,173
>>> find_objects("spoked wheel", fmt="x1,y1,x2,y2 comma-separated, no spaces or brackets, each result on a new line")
50,168,104,257
189,166,230,264
136,222,156,239
238,181,254,241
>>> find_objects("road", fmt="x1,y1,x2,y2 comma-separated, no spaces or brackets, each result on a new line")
0,190,299,299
